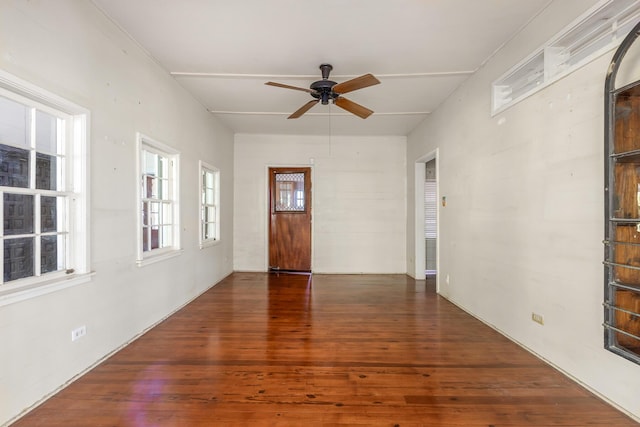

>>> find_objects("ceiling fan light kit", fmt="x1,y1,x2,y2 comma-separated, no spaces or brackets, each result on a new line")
265,63,380,119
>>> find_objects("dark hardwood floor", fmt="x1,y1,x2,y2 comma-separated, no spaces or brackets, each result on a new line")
13,273,638,426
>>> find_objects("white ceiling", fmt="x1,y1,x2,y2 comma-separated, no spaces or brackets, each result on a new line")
92,0,552,136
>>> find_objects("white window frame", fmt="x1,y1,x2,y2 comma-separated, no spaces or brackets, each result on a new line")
136,133,181,266
199,161,220,248
492,0,640,115
0,70,90,307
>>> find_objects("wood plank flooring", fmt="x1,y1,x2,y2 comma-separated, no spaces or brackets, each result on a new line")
13,273,638,426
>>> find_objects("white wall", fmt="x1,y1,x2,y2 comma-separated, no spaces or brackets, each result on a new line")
0,2,234,424
407,0,640,419
234,133,406,273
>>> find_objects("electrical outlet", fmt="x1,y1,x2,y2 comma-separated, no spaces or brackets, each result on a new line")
71,325,87,341
531,312,544,325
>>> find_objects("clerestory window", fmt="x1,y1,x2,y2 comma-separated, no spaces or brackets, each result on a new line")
493,0,640,115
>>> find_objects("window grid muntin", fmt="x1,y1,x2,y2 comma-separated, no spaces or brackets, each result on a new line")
0,95,69,284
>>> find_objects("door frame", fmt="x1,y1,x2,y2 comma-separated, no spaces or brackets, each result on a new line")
414,149,439,289
264,164,314,272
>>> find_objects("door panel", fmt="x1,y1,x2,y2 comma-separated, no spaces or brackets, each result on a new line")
269,167,311,272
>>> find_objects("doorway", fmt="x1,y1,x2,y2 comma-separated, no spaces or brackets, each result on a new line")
414,150,438,287
425,159,437,277
268,167,312,272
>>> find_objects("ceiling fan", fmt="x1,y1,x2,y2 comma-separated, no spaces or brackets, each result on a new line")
265,64,380,119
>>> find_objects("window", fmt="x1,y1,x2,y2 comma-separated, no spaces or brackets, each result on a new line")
199,161,220,247
492,0,640,115
274,172,306,212
0,70,89,305
137,134,180,265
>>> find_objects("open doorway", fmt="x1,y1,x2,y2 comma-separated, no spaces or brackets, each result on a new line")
425,159,437,277
414,150,438,291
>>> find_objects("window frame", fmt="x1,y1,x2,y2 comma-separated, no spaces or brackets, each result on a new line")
135,133,181,266
199,161,220,249
0,70,90,307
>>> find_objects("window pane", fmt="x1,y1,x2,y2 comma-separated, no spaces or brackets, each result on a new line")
158,178,166,200
4,237,34,282
205,170,214,188
36,153,57,190
205,223,216,240
150,202,160,225
144,177,169,200
161,225,172,247
35,110,58,154
41,235,61,274
162,202,171,225
142,202,148,226
205,206,215,223
143,176,154,198
205,188,214,205
143,150,157,175
150,177,159,199
0,96,29,149
142,226,149,252
4,193,34,235
150,226,159,249
0,144,29,188
294,190,304,209
158,156,168,179
41,196,58,232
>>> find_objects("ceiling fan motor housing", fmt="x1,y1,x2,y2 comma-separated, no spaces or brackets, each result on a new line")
310,79,338,104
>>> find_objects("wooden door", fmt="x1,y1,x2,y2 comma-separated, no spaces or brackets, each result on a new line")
268,167,312,272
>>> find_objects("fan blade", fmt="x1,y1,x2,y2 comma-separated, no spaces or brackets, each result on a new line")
332,73,380,94
265,81,315,94
288,100,318,119
334,97,374,119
